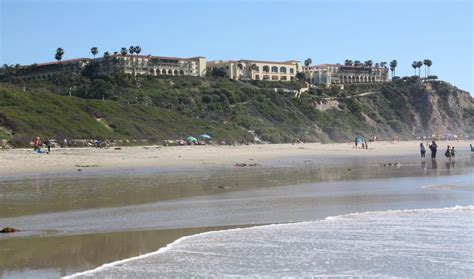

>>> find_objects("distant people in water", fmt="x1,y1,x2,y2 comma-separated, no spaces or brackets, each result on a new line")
444,145,452,160
450,146,456,159
429,141,438,159
419,143,426,159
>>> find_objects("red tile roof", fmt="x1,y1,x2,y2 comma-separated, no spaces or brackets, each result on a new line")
34,58,91,67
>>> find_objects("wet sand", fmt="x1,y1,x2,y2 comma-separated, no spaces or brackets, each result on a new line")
0,145,473,278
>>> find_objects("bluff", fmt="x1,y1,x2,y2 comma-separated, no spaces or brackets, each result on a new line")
0,76,472,146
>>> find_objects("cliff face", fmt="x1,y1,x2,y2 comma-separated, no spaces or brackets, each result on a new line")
0,78,472,146
373,80,473,138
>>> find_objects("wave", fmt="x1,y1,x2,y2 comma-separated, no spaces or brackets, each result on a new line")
64,205,474,278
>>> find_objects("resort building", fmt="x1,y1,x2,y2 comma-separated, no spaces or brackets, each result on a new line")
21,58,91,80
305,64,388,85
97,54,207,77
21,55,207,80
207,59,302,81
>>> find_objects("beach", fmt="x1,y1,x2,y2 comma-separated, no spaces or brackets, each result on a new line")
1,141,473,278
1,141,471,177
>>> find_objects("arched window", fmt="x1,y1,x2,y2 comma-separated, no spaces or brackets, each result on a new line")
179,70,184,75
271,66,278,73
263,65,269,73
162,69,167,75
174,70,179,75
168,69,173,75
280,67,287,73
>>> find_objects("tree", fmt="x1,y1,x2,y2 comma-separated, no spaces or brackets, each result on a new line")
55,48,65,93
380,61,387,68
354,60,361,67
295,72,306,80
411,61,417,76
263,65,269,73
364,60,373,67
344,59,353,66
304,58,312,68
103,51,110,60
423,59,432,77
120,47,128,56
90,47,98,60
389,60,397,76
416,61,423,77
55,47,64,63
129,46,136,78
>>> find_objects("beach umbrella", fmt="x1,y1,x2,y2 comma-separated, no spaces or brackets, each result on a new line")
199,134,211,139
186,136,198,143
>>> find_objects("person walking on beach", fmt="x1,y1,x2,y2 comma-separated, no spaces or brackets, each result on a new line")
364,140,368,149
429,141,438,159
419,143,426,159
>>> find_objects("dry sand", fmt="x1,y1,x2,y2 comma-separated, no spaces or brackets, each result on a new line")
0,141,471,177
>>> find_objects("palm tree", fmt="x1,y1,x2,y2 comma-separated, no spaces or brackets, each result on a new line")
103,51,110,60
120,47,127,56
304,58,312,68
129,46,136,77
134,45,141,56
380,61,387,69
354,60,361,67
389,60,398,77
416,61,423,77
344,59,353,66
54,48,64,92
55,47,64,64
423,59,432,77
90,47,99,60
411,61,417,76
364,60,373,67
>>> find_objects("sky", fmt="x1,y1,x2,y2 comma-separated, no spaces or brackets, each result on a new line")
1,0,472,93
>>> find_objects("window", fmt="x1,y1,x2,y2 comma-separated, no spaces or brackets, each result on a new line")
280,76,287,81
290,68,294,74
271,66,278,73
280,67,287,73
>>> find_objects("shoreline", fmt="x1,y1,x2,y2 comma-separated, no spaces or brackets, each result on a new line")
1,140,471,179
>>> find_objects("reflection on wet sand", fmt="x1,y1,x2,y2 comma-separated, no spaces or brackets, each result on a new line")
0,225,245,278
1,155,472,219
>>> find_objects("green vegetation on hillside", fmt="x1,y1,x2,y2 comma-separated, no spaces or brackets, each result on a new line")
0,73,472,146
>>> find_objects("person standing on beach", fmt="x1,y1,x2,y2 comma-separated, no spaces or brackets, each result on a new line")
419,143,426,159
444,145,451,160
45,138,51,153
429,141,438,159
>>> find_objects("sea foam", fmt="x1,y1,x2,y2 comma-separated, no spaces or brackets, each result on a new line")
65,205,474,278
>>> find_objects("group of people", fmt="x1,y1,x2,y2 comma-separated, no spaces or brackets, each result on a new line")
419,141,456,160
33,136,53,153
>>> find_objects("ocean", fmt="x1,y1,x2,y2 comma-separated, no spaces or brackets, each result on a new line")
68,206,473,278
